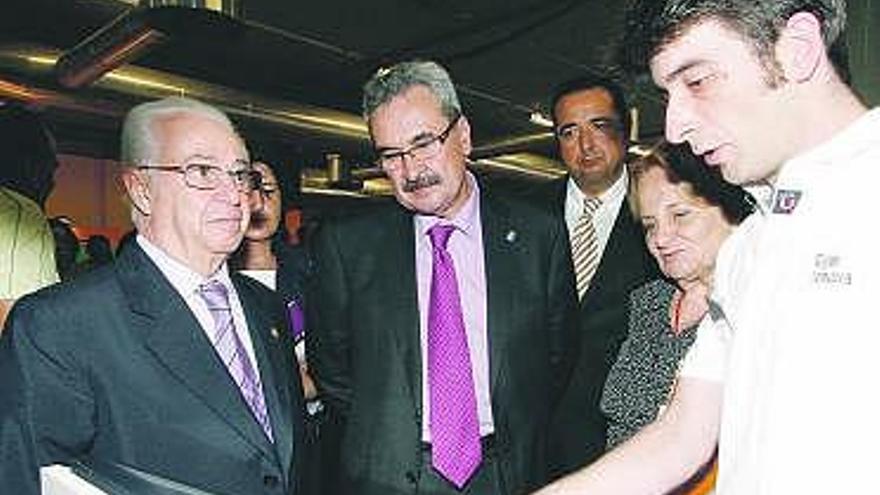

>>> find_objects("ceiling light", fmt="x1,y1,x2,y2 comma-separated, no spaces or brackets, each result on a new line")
529,110,553,128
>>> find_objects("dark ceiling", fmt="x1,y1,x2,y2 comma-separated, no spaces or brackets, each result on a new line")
0,0,666,170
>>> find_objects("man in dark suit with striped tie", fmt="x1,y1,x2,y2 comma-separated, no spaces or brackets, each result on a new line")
543,75,659,477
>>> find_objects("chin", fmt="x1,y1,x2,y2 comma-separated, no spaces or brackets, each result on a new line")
719,164,749,185
401,196,438,215
211,234,245,252
245,228,273,241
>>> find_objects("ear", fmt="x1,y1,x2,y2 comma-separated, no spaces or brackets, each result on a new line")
457,115,473,157
775,12,825,83
121,169,152,216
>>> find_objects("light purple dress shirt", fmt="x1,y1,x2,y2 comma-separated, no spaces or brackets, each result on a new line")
415,173,494,441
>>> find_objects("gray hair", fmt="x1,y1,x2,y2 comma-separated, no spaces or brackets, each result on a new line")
120,96,241,165
362,60,462,122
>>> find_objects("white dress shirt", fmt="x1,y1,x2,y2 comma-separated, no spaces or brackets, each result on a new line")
564,169,629,269
137,235,262,377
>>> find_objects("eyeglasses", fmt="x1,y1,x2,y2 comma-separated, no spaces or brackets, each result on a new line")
374,114,461,171
555,117,623,143
137,160,261,192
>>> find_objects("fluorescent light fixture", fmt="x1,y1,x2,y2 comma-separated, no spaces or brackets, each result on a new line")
529,110,554,128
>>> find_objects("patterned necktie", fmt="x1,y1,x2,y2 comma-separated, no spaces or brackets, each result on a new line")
572,197,602,300
198,280,274,442
427,224,482,488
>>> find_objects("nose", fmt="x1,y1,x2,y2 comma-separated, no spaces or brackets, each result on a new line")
397,152,426,180
651,219,675,249
215,173,244,204
577,124,597,151
248,187,264,214
664,92,694,144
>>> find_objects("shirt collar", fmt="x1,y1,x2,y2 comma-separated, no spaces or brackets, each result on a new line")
776,107,879,188
565,166,628,216
136,234,232,297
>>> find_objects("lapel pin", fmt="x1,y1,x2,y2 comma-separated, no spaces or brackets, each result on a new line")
505,230,517,243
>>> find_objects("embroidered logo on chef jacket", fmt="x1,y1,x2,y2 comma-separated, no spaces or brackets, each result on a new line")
772,189,802,214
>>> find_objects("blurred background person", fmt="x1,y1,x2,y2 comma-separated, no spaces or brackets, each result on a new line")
85,234,114,268
599,142,753,494
0,102,59,327
47,216,84,281
235,160,315,398
0,187,57,327
0,102,58,209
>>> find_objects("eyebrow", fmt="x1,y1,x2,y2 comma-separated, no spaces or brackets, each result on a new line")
557,113,619,127
555,122,577,133
660,59,709,85
180,154,250,168
177,153,215,163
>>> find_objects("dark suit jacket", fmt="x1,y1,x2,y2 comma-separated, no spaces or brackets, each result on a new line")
0,243,306,494
307,186,579,495
542,176,660,477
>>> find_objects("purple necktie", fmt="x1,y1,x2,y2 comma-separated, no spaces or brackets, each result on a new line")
198,280,274,442
427,224,481,488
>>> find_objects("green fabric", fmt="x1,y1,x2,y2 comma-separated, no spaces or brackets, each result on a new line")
0,187,58,299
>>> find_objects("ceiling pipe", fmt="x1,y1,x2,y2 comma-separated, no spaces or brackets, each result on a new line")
0,44,370,142
0,44,563,180
55,2,244,89
471,131,555,160
55,7,168,89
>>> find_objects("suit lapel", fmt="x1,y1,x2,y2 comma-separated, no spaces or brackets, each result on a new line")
235,276,294,479
480,192,515,394
384,211,422,418
116,245,278,464
581,200,649,308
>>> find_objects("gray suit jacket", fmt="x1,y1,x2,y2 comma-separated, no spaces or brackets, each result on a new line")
307,187,578,494
0,243,306,494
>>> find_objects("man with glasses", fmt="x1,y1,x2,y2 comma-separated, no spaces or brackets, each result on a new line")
307,60,578,494
543,75,658,477
0,97,306,494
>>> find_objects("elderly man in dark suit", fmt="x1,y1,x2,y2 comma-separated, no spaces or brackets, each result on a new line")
307,60,578,495
0,96,305,494
544,75,659,477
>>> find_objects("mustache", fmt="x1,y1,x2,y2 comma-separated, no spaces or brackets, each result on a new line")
402,173,441,193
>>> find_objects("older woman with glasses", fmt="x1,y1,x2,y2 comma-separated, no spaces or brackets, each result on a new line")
599,142,753,494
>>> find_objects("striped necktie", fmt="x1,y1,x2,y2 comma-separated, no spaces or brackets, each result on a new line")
571,197,602,300
198,280,274,442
